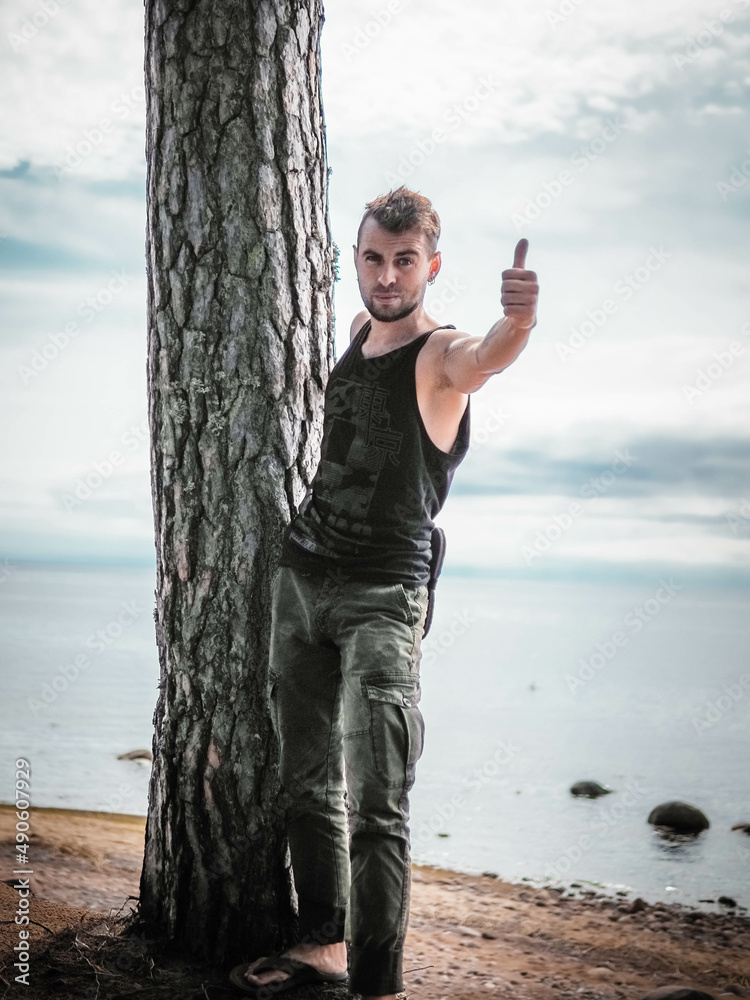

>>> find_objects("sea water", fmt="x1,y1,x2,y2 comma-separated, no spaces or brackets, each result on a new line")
1,562,748,910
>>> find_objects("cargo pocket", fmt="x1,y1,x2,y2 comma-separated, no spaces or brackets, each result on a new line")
397,583,430,631
362,672,425,788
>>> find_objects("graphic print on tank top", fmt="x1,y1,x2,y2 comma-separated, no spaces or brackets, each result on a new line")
316,377,404,530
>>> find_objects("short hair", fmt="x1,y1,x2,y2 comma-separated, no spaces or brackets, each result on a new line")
356,186,441,254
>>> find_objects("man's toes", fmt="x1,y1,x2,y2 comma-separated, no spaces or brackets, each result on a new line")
243,966,289,986
243,957,268,978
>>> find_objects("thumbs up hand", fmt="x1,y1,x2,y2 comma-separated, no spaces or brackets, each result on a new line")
501,238,538,331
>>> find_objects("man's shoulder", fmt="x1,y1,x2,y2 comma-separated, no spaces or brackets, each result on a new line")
349,310,371,343
422,326,477,357
418,327,484,393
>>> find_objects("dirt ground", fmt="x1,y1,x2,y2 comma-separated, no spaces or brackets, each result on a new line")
1,804,749,1000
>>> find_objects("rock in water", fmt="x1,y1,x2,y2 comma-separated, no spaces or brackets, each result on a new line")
117,749,153,762
647,800,709,833
731,822,750,834
570,780,613,798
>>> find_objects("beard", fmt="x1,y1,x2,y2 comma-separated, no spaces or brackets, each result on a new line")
361,289,421,324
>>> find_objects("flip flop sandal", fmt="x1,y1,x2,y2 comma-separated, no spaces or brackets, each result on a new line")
229,951,348,996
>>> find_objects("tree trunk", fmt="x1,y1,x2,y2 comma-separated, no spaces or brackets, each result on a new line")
136,0,334,966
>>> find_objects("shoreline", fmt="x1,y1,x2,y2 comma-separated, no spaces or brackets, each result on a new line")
1,802,747,915
2,803,750,998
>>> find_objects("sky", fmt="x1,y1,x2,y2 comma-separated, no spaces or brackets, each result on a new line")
0,0,749,584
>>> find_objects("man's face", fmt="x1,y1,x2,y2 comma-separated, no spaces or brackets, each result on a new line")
353,218,440,323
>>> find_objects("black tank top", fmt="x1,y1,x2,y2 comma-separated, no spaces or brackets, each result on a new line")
278,319,471,586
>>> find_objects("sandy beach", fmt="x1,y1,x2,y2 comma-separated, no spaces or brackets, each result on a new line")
1,803,749,999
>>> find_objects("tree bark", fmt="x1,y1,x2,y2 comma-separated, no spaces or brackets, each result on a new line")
136,0,334,965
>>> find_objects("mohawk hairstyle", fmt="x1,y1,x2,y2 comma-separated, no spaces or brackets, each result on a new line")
356,186,441,254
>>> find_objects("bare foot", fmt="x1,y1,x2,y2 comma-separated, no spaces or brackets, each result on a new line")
242,940,347,988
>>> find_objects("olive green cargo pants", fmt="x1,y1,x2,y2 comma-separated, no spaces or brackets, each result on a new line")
268,564,430,997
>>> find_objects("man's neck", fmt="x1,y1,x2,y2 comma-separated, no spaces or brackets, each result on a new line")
366,307,440,345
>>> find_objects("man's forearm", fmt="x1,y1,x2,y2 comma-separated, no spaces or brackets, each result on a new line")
474,315,535,375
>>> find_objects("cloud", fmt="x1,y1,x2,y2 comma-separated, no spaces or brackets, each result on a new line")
0,0,748,581
454,433,750,498
322,0,750,141
0,167,145,277
0,0,145,178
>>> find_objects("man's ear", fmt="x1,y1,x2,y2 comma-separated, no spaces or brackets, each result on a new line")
429,251,442,281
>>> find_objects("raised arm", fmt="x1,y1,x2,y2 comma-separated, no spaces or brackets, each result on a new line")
439,238,538,394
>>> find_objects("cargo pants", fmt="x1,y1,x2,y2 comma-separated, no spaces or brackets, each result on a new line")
268,563,431,997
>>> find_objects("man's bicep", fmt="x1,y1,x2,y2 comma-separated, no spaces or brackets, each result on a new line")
440,335,501,394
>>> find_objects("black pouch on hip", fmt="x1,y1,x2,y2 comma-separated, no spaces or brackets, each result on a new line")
423,526,447,638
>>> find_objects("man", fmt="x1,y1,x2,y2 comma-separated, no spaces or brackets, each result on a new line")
229,186,538,999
